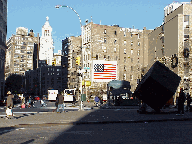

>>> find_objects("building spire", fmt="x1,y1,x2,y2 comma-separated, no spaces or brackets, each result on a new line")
46,16,49,21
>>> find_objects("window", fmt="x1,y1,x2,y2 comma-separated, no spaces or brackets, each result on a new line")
124,49,126,54
124,32,126,37
108,56,110,60
138,34,140,39
138,42,140,46
103,47,107,52
131,49,133,55
130,75,133,80
114,48,116,53
131,41,133,46
96,54,98,60
124,57,126,62
116,56,118,60
184,15,189,22
123,74,126,80
114,31,117,35
131,58,133,63
104,29,107,34
184,35,189,38
104,55,106,60
104,38,107,43
131,66,133,71
137,50,140,56
124,65,126,70
114,40,117,44
124,40,126,45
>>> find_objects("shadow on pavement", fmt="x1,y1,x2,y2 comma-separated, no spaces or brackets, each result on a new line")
0,127,16,136
20,139,35,144
47,101,181,144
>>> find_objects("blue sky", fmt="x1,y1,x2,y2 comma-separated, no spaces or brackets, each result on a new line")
7,0,189,53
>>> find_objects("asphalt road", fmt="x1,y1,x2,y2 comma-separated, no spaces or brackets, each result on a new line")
0,121,192,144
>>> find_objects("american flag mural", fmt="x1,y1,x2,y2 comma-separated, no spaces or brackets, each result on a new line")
92,60,117,82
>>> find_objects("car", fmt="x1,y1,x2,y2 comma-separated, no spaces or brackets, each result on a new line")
34,96,40,101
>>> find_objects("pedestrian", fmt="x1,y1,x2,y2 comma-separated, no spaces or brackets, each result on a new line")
6,91,14,118
56,94,65,113
52,99,58,112
95,96,99,107
186,93,191,112
31,97,34,108
21,97,25,108
176,88,186,115
40,98,46,107
28,96,31,108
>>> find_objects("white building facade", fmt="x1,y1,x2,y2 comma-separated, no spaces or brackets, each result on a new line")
39,16,54,66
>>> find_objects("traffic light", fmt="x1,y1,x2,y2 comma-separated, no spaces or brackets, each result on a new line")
52,58,56,66
76,57,80,65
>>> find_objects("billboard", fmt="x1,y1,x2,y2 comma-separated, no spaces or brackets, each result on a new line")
92,60,117,82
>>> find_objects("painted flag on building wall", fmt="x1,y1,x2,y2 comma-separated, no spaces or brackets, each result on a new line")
92,60,117,82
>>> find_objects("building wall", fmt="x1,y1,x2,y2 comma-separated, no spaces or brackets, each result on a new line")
148,2,192,104
164,15,179,57
62,36,82,95
164,3,183,23
5,28,38,79
82,22,152,92
0,0,7,99
25,66,65,96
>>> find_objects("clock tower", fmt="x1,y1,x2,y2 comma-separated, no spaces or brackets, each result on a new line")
39,16,54,65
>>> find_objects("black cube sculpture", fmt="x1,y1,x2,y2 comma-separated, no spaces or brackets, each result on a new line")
133,61,181,112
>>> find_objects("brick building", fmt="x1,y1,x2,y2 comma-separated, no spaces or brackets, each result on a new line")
81,22,152,92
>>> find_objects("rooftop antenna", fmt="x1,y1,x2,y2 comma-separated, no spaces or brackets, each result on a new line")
100,20,101,25
91,16,93,22
85,19,88,25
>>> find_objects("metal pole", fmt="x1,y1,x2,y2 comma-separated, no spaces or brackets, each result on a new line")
56,5,83,110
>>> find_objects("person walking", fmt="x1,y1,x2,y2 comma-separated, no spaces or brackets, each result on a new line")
21,97,25,108
95,96,99,107
186,93,191,112
52,100,58,112
176,88,186,115
56,94,65,113
6,91,14,118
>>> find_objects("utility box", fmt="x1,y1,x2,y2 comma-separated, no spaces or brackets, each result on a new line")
133,61,181,112
81,94,86,101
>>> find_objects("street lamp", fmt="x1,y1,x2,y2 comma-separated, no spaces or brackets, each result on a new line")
55,5,84,110
55,5,82,27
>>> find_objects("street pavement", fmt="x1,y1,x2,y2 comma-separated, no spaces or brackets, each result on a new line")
0,101,192,127
1,102,192,143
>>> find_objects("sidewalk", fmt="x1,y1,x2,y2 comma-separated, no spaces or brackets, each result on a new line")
1,104,192,128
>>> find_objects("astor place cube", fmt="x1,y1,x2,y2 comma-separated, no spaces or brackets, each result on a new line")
133,61,181,111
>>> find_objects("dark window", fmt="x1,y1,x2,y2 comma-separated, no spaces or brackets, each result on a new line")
104,38,106,43
184,35,189,38
104,29,106,34
96,54,98,60
114,31,117,35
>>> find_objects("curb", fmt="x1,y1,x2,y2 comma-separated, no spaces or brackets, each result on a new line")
9,117,192,128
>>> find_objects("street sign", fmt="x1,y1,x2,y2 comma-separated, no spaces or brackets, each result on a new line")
81,94,86,101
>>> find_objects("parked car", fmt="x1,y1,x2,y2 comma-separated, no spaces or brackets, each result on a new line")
34,96,40,101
